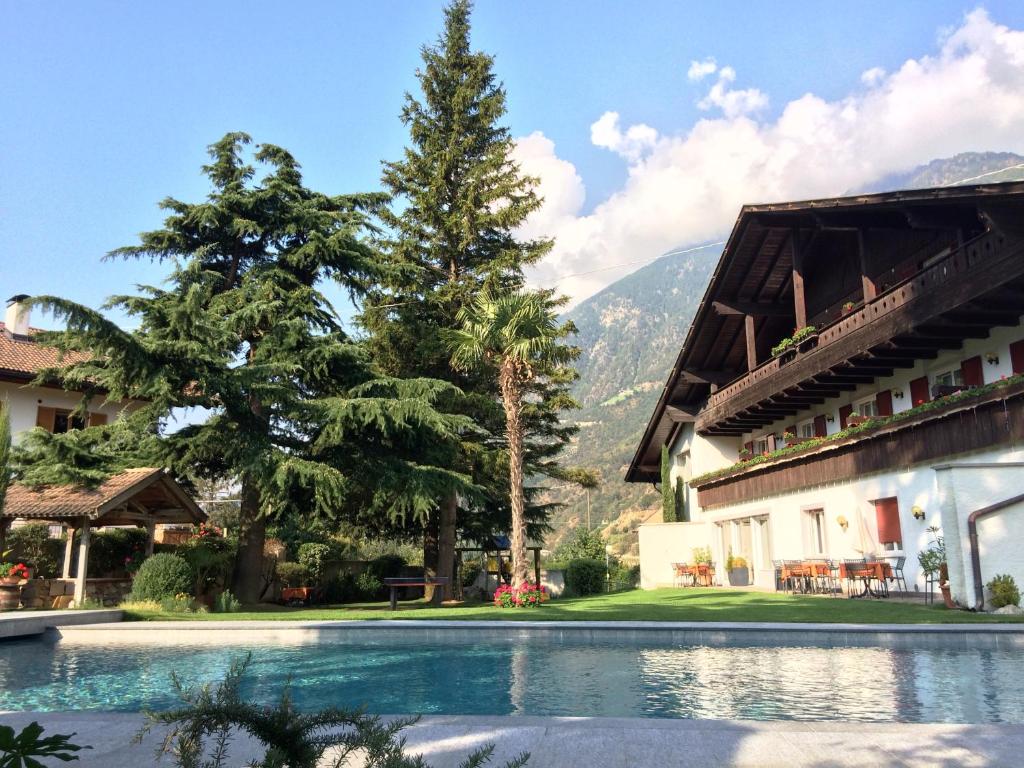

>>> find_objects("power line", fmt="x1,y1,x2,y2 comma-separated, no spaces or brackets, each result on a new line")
943,162,1024,187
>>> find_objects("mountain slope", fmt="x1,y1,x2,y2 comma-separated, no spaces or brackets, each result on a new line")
544,151,1024,559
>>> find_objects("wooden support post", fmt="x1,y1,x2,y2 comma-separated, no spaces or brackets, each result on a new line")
144,519,156,557
62,525,76,579
792,233,807,329
533,548,541,589
744,314,758,371
73,518,91,606
859,231,877,301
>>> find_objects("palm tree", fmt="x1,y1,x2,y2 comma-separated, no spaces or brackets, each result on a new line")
447,290,578,585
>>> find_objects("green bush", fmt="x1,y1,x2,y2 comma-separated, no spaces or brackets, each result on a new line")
178,535,236,595
565,558,606,596
553,529,606,564
608,562,639,591
987,573,1021,609
355,571,384,600
323,572,360,604
366,554,405,582
213,591,242,613
159,593,205,614
275,561,309,587
297,541,343,584
129,553,195,602
461,563,481,588
6,523,63,578
88,527,149,578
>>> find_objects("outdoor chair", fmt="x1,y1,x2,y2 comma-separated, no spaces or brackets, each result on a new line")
886,556,908,594
806,558,832,595
772,559,786,592
672,562,693,588
784,559,807,593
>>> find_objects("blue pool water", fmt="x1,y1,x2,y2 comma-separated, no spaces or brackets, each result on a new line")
1,634,1023,723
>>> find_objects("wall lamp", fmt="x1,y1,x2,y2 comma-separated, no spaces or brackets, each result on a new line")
986,352,1000,365
826,415,835,423
892,389,904,399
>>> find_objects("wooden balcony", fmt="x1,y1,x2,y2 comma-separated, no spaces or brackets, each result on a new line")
697,227,1024,435
693,380,1024,508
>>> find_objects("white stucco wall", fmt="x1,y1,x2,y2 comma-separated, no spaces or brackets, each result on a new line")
935,460,1024,609
638,522,710,589
0,381,137,441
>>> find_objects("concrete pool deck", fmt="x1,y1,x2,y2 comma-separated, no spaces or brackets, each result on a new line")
1,711,1022,767
0,608,123,639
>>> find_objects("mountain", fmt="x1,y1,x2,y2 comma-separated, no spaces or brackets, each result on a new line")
544,151,1024,559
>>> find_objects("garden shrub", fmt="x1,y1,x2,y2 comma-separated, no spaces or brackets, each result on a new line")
461,563,481,588
323,572,360,604
553,528,606,564
178,535,236,595
355,571,384,600
88,527,149,578
212,591,242,613
987,573,1021,608
158,593,206,614
275,561,309,587
6,523,63,578
607,562,639,591
366,554,405,582
565,558,606,596
129,553,195,602
297,541,343,584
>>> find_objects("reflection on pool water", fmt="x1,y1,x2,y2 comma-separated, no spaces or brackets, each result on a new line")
1,634,1022,723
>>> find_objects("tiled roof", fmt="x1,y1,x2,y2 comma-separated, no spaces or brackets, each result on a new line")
2,468,206,524
0,322,88,379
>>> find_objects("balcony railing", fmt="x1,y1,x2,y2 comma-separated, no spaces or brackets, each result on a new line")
699,227,1018,427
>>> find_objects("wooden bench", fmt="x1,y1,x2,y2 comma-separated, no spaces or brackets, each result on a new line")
382,577,450,610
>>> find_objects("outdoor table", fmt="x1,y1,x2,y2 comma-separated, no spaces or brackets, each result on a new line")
672,563,694,587
839,562,893,598
382,576,450,610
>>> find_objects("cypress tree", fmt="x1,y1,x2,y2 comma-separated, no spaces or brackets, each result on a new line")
362,0,566,600
675,477,688,523
660,445,675,523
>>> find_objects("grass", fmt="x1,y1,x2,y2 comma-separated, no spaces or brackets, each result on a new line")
121,588,1024,624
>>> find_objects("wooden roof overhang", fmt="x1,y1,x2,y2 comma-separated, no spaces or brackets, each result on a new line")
625,181,1024,483
2,467,206,527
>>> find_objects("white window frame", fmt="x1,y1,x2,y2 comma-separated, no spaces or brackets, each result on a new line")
933,367,964,388
802,506,827,556
797,419,816,439
854,396,879,418
753,436,770,456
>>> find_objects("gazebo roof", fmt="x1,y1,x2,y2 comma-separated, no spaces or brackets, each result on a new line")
2,467,206,526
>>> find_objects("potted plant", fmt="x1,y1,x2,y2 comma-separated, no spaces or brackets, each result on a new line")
841,301,856,315
737,447,752,462
725,551,750,587
0,562,29,585
771,336,794,360
917,526,953,608
275,561,312,606
792,324,818,353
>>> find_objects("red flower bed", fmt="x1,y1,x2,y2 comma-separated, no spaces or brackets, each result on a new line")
494,582,547,607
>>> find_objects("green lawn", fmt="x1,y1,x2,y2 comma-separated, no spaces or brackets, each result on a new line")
122,588,1024,624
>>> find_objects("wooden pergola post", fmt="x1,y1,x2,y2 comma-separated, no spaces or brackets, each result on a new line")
744,314,758,371
73,518,91,606
61,524,76,579
792,233,807,329
144,519,157,557
533,548,541,588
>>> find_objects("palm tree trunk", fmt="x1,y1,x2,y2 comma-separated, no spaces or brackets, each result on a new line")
499,361,529,586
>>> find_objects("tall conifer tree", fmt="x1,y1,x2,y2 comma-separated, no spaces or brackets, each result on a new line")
362,0,561,600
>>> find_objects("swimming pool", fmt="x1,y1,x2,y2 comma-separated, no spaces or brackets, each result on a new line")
2,630,1022,723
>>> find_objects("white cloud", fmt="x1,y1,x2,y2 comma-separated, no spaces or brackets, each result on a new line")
515,9,1024,307
687,58,718,81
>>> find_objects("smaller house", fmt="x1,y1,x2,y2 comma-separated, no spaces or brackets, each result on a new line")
0,467,206,605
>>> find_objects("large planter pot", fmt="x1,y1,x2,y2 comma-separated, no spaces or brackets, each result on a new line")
797,333,819,353
0,584,21,611
728,567,750,587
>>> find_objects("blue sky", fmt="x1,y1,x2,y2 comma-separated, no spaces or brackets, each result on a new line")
4,1,1024,323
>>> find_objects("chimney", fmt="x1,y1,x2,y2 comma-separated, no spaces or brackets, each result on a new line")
5,295,30,337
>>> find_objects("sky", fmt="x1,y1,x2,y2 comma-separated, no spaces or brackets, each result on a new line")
4,1,1024,325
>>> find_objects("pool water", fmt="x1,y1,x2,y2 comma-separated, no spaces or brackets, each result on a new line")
1,634,1022,723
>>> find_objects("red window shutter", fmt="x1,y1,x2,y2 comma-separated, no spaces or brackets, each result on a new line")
744,441,753,454
909,376,930,406
786,424,797,436
813,415,827,437
35,406,56,432
875,390,893,417
767,434,777,451
1011,339,1024,375
838,404,853,429
961,355,983,388
874,497,902,545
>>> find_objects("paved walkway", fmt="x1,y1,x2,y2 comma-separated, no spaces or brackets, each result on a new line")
0,608,122,639
0,712,1020,767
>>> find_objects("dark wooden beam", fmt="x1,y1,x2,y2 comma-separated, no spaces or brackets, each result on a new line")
903,206,980,231
713,299,790,317
916,323,990,339
944,309,1021,327
892,333,962,350
679,368,737,385
794,382,851,394
666,405,698,423
858,230,877,302
814,373,874,385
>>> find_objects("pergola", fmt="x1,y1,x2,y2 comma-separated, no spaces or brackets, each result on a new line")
0,467,206,605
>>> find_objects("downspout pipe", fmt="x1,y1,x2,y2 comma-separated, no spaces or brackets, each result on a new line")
968,492,1024,609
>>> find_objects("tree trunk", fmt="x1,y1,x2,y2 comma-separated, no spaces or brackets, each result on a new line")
422,509,440,603
436,492,458,602
231,474,266,604
500,362,529,586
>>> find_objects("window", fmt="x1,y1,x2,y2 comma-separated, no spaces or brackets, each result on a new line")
854,398,879,418
753,436,769,456
798,420,815,439
803,508,826,555
52,409,86,434
874,497,903,552
934,368,964,388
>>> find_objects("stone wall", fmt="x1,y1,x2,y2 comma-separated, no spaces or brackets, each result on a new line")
17,578,133,609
